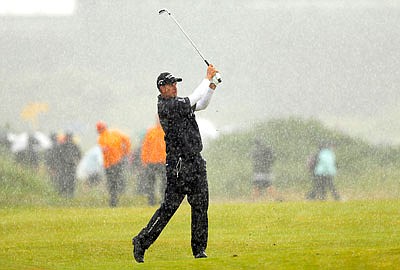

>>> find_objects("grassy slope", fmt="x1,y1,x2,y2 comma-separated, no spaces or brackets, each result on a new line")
205,118,400,200
1,201,399,270
0,154,57,207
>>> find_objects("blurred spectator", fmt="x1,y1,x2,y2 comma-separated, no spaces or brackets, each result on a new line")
129,133,146,196
7,131,51,169
58,132,82,198
305,149,319,200
251,139,281,201
140,119,166,205
24,135,40,169
0,126,11,153
11,133,40,170
45,133,62,191
313,142,341,201
96,121,131,207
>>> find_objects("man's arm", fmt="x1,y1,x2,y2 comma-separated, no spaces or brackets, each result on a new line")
188,65,219,109
188,79,211,107
195,87,214,111
119,132,131,156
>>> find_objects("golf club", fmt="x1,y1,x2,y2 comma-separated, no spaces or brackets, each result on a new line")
159,9,222,83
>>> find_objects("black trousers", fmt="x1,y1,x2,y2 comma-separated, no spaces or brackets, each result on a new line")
308,175,340,201
58,167,76,198
136,154,209,256
105,161,126,207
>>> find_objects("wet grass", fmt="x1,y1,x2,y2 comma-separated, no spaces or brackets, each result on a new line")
1,200,399,269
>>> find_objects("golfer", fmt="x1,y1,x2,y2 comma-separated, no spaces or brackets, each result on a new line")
132,64,220,263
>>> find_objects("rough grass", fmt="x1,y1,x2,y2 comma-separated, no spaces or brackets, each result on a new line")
1,201,399,269
0,157,56,207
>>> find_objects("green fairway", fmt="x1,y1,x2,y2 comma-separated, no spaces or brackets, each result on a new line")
1,201,400,269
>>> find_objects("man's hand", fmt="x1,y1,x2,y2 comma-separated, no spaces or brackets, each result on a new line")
206,64,220,89
206,64,217,80
211,73,222,86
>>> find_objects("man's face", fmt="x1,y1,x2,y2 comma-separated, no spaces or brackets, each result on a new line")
161,82,178,98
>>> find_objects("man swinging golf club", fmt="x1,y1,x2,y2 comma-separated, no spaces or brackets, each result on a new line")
132,64,221,263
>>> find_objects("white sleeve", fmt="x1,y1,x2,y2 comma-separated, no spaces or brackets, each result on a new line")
188,79,210,107
195,88,214,111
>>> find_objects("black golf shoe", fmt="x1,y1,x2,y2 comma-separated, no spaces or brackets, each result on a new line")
132,236,145,263
194,251,207,259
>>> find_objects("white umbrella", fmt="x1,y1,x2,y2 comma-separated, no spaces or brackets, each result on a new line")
7,132,28,153
76,145,104,180
7,132,52,153
33,131,52,150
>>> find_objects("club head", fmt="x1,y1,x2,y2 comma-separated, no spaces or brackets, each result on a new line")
158,9,170,16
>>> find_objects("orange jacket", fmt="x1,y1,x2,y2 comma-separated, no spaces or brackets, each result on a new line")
98,128,131,168
141,124,166,165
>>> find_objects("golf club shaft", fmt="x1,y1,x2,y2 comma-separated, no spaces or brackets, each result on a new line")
167,13,209,66
159,9,221,83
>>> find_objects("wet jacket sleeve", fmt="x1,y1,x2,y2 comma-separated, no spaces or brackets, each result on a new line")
120,132,131,156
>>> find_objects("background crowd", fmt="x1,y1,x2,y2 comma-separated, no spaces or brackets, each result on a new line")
0,119,341,207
